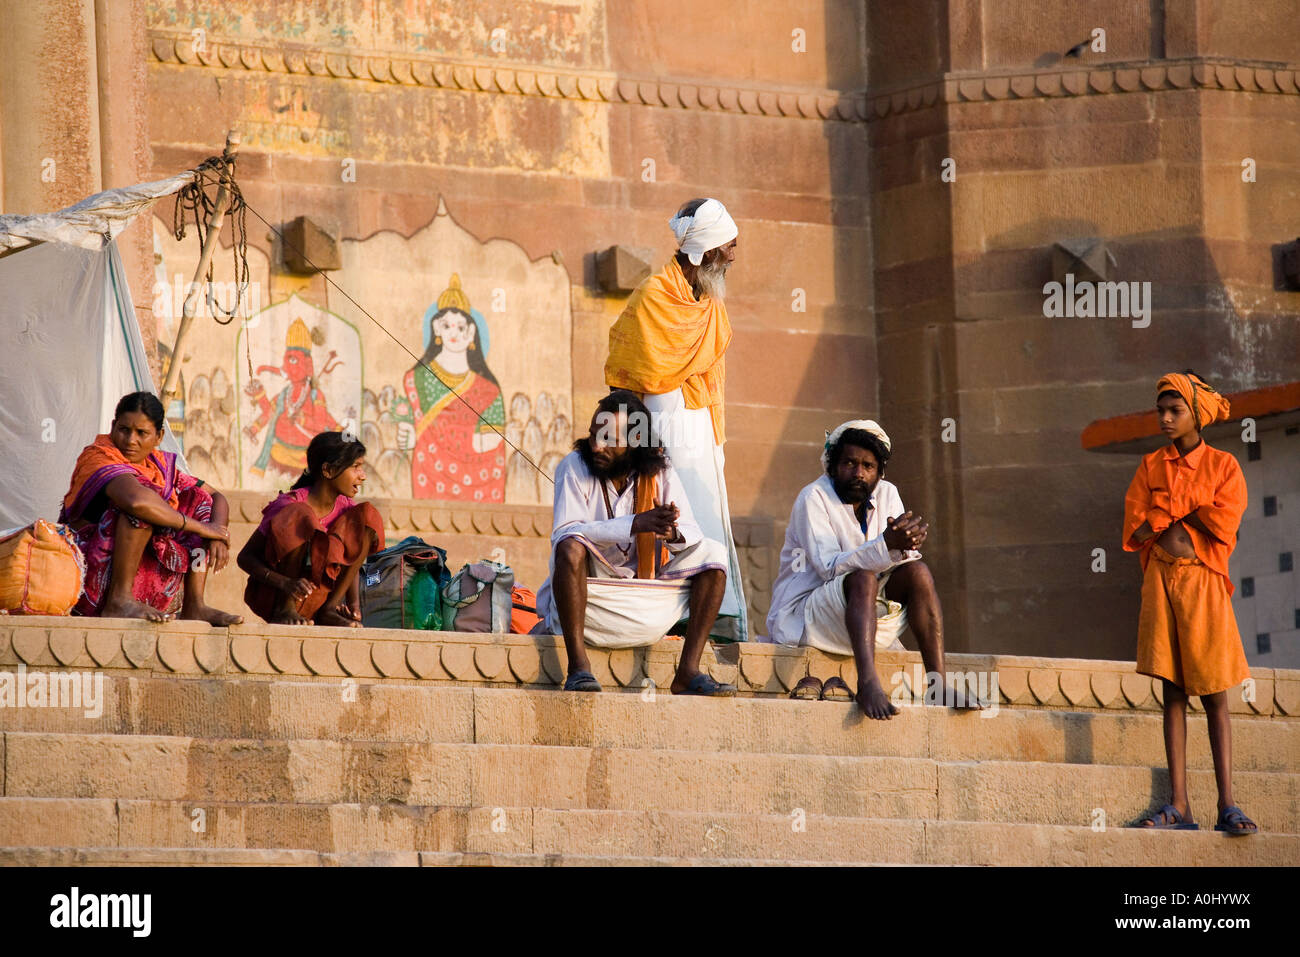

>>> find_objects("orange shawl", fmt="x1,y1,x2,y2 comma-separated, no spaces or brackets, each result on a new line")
634,472,670,578
61,435,179,518
605,258,731,444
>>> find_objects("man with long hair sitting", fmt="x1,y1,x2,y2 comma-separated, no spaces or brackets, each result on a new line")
534,390,735,695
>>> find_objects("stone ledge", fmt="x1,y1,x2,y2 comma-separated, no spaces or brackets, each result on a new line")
222,492,552,539
1,618,1296,715
148,31,1300,126
148,30,867,123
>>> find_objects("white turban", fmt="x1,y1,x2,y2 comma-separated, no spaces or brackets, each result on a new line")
669,199,738,266
821,419,891,471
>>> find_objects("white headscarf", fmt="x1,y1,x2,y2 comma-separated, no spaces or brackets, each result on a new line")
669,199,738,266
821,419,891,471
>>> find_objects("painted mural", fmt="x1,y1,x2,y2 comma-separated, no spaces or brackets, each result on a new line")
398,275,506,502
154,199,572,505
237,299,361,490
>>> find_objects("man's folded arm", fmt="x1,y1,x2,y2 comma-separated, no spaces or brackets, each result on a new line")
809,527,895,579
552,515,636,548
550,459,637,547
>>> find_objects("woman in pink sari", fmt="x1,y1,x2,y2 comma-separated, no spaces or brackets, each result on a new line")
60,392,242,623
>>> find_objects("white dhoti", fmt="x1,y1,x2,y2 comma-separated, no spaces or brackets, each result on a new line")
542,536,728,649
800,567,909,655
641,388,748,641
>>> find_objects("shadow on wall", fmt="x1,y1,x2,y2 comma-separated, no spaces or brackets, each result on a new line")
767,0,1298,659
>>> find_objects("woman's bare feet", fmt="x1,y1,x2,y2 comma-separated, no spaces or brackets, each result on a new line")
269,596,310,625
100,596,172,622
180,603,244,626
855,679,900,720
315,604,362,628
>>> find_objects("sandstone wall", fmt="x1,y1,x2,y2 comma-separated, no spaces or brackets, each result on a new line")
2,1,1296,656
866,0,1300,657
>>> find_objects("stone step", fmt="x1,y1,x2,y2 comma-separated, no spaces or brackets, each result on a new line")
6,734,1298,833
0,846,886,867
1,798,1290,865
0,846,334,866
4,617,1298,716
415,851,891,867
2,677,1296,771
532,810,1300,866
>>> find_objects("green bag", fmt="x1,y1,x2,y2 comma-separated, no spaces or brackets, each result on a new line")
359,536,449,630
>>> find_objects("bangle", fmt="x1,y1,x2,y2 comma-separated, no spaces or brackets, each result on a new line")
179,516,187,533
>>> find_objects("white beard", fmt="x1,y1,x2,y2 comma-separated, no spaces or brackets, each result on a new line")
697,261,728,301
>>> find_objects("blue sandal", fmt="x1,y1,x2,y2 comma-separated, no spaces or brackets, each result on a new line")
1214,805,1258,836
1134,804,1198,830
676,673,737,697
563,670,602,692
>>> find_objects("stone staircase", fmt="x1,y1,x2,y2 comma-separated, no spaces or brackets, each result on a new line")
0,618,1296,866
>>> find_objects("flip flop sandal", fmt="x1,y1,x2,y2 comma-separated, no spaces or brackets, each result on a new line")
677,673,737,697
1133,804,1198,830
790,676,823,700
1214,805,1258,836
820,676,853,701
563,670,602,692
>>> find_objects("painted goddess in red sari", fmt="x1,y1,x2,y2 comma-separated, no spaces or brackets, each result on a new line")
398,275,506,502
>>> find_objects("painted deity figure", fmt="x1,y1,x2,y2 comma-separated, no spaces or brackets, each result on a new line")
398,274,506,502
244,317,344,478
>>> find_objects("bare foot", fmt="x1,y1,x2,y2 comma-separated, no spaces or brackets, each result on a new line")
270,600,311,626
180,603,244,626
953,687,988,710
315,605,362,628
855,680,900,720
926,682,987,710
101,596,171,622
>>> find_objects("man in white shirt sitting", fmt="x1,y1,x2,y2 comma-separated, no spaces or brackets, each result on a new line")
535,390,737,696
767,420,969,719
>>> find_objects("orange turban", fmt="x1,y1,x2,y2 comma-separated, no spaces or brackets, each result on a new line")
1157,372,1230,429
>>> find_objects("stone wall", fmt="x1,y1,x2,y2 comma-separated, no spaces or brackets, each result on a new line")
2,1,1297,656
865,0,1300,657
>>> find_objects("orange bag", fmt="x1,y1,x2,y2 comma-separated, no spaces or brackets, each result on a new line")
510,585,542,634
0,520,86,616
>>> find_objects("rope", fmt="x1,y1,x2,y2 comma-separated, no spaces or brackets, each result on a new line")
172,155,251,326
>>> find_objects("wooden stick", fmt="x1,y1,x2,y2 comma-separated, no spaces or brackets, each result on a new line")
160,130,241,402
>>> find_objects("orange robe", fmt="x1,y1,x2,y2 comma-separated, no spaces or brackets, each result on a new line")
605,258,731,445
1122,441,1249,696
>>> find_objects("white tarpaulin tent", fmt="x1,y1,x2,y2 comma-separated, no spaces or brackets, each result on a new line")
0,172,196,531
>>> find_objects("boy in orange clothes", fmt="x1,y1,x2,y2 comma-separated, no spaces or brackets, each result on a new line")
1122,370,1257,835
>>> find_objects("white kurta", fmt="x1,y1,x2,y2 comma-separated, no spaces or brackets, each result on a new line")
642,388,748,641
766,473,920,651
535,450,727,648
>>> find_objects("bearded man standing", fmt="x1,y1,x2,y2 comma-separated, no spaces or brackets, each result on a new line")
604,198,747,641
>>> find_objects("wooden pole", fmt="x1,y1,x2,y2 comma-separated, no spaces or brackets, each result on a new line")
160,129,240,402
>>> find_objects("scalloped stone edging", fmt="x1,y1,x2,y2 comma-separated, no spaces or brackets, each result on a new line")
1,618,1296,715
148,32,1300,125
